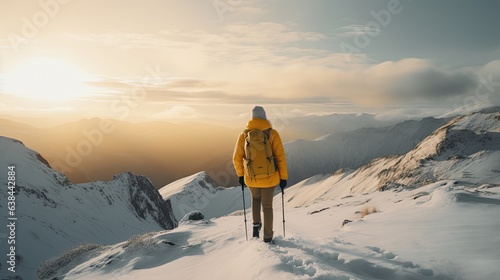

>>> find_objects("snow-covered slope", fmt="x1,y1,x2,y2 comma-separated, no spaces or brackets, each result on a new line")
42,180,500,280
159,171,251,221
285,117,449,185
0,136,176,280
286,110,500,206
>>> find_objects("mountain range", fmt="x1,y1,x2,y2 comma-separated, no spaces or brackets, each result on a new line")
0,113,438,188
0,136,176,280
1,108,499,279
0,118,238,187
284,116,450,184
286,108,500,205
30,109,500,280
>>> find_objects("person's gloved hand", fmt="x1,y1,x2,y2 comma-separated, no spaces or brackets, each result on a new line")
279,179,287,191
239,176,245,187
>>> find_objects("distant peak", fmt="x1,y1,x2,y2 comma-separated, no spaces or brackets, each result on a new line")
478,105,500,114
190,171,217,186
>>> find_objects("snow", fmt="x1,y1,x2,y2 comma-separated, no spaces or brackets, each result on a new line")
46,180,500,280
159,171,251,221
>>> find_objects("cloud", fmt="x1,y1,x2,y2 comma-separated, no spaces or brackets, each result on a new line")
391,67,478,99
477,60,500,105
336,24,381,38
85,57,488,111
234,5,269,16
362,59,479,102
374,107,446,121
0,38,14,49
216,58,486,108
165,78,224,90
215,0,270,20
67,21,327,51
85,79,133,90
223,22,327,43
65,32,181,49
66,24,492,110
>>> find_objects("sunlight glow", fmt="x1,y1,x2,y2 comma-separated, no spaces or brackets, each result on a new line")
3,58,90,101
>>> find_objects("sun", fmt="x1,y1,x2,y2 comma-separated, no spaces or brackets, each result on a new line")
3,58,90,101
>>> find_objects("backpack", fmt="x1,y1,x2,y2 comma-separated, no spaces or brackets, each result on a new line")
243,129,277,180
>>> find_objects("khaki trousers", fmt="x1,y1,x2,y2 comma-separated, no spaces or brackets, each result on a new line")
249,186,276,240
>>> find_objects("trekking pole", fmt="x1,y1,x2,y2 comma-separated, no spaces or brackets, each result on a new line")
242,185,248,241
282,188,286,238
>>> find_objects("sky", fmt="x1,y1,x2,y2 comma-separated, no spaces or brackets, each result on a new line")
1,0,500,126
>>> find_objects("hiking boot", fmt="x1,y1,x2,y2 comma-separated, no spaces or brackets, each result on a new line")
252,223,262,238
264,237,273,243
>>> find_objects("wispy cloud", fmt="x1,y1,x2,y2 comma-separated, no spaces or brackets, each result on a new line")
0,38,13,49
213,0,270,21
233,5,269,17
222,22,327,43
67,22,327,49
336,24,381,38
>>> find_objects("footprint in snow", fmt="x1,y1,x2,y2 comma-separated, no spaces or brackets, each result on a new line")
366,246,397,260
268,237,451,279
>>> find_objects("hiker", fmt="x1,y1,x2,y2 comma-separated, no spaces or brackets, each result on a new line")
233,106,288,243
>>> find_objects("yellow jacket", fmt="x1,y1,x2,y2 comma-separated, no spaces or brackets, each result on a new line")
233,118,288,188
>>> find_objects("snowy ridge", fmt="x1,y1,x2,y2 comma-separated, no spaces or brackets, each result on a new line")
381,111,500,188
159,171,251,221
80,172,177,230
0,136,176,280
284,117,448,185
285,110,500,206
43,180,500,280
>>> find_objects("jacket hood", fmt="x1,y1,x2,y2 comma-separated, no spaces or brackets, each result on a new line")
245,118,272,130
